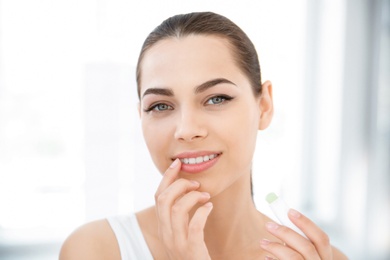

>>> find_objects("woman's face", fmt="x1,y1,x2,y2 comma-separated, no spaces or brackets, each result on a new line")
139,35,272,195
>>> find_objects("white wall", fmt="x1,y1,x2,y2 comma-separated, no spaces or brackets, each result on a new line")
0,0,389,259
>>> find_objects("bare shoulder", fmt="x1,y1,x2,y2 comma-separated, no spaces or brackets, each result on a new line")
59,219,120,260
332,245,349,259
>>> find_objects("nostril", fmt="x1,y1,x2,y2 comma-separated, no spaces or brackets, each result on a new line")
175,130,206,142
174,116,208,141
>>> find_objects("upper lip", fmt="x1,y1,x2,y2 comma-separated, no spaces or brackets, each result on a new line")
172,151,222,160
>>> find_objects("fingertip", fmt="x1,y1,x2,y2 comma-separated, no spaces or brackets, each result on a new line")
190,180,200,187
169,158,180,169
260,238,271,246
163,159,181,178
157,160,181,193
204,201,213,208
288,208,301,218
201,192,211,199
265,222,279,230
204,202,213,213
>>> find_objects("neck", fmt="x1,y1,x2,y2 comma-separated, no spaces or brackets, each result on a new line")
201,173,268,257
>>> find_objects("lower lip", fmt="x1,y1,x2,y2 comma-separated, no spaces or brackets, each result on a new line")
180,155,220,174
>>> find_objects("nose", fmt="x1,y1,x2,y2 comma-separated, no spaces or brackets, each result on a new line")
174,108,207,142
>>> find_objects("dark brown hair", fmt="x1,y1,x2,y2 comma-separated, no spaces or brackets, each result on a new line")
136,11,262,99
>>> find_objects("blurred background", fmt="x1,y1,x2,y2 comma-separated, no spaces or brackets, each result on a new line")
0,0,389,259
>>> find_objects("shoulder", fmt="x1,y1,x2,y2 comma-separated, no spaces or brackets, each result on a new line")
59,219,120,260
136,206,160,246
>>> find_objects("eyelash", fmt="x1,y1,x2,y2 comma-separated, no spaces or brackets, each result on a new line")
143,103,173,113
143,95,234,113
205,95,234,105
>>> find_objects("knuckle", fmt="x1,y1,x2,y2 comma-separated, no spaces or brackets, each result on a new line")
171,203,183,215
179,178,198,189
302,242,317,255
154,192,160,202
278,225,291,236
177,178,191,187
318,232,330,246
156,192,168,205
189,222,203,234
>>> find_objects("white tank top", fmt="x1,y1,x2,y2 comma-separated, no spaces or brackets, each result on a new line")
107,214,154,260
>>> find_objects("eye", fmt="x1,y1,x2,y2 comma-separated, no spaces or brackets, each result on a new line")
144,103,173,113
205,95,234,105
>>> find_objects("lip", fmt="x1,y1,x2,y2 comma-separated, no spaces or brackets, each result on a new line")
173,151,221,174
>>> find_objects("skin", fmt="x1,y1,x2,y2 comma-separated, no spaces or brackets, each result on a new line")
139,35,268,199
59,35,348,259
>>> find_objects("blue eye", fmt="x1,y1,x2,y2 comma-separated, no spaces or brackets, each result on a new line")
155,104,170,111
206,95,233,105
144,103,173,112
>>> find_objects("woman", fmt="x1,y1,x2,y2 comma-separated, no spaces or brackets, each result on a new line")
60,12,347,259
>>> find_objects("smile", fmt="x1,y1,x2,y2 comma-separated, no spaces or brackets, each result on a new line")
173,152,221,174
180,154,219,165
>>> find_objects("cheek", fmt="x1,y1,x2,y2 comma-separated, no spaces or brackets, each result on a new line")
142,118,174,172
224,105,259,162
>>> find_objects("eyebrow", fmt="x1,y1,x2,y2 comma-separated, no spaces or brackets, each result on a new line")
142,88,174,98
195,78,237,94
141,78,236,98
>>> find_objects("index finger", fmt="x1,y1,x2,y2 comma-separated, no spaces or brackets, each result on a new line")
288,209,332,259
155,159,181,198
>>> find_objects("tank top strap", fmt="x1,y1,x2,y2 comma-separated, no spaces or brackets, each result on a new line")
107,214,154,260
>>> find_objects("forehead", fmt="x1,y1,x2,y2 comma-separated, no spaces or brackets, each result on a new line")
139,35,245,93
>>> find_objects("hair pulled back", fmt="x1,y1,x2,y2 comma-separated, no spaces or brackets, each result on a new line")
136,12,262,99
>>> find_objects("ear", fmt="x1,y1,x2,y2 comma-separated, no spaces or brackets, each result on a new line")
258,80,274,130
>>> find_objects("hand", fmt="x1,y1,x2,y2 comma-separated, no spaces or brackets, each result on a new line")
260,209,333,260
154,159,213,260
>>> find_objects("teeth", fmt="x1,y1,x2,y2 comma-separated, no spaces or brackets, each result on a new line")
179,154,218,165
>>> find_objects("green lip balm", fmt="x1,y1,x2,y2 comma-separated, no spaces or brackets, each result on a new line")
266,192,308,239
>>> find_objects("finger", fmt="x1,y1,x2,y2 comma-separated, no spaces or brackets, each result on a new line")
187,202,213,246
265,222,321,259
156,178,200,242
171,191,211,243
288,209,333,259
260,239,304,260
155,159,181,200
155,159,200,244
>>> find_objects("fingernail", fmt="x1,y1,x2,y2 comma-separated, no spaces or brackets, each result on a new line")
204,202,213,208
169,158,179,168
289,208,301,218
260,239,270,246
266,222,279,230
191,180,200,186
265,256,274,260
201,192,210,198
